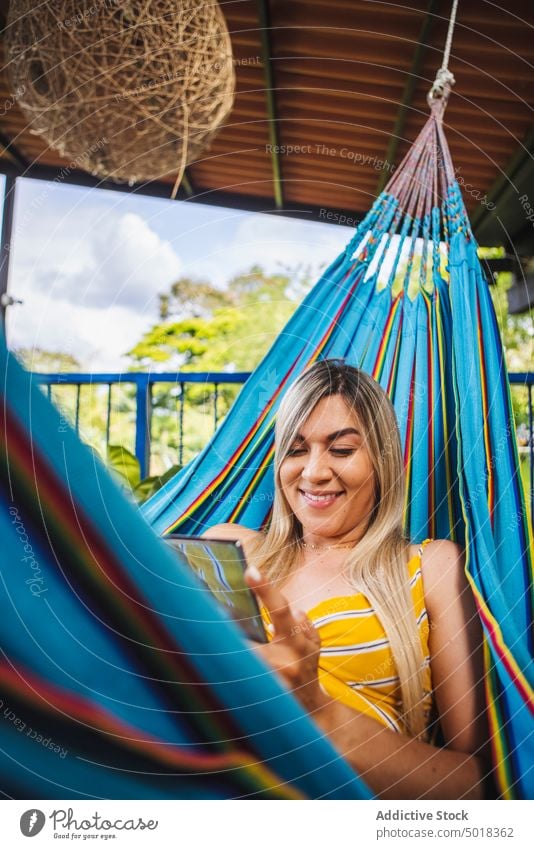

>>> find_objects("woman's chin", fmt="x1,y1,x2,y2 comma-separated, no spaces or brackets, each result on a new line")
299,521,347,541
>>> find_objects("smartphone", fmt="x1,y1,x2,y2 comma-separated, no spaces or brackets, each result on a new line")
165,534,268,643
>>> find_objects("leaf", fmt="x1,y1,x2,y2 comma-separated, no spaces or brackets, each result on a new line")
107,445,141,489
133,464,183,503
132,476,160,502
157,464,183,487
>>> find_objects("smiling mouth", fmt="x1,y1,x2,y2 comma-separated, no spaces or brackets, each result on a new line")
299,489,343,507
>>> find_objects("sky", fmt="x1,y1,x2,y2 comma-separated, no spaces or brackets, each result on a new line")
3,174,355,371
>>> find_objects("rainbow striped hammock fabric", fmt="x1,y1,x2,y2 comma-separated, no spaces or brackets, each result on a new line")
144,96,534,798
0,331,371,800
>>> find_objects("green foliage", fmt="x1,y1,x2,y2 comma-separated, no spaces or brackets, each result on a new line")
129,266,305,372
477,246,506,260
126,265,314,472
490,272,532,368
489,271,533,427
159,277,233,319
129,309,245,370
13,354,139,472
107,444,141,489
106,444,182,503
15,348,81,372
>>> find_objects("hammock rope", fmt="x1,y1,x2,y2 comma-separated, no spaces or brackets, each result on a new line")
428,0,459,103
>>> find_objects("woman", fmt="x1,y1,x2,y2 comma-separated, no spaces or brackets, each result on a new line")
204,360,493,799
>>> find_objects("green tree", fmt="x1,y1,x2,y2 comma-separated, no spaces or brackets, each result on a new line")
15,348,81,372
486,262,532,505
158,277,234,320
490,271,533,383
128,265,307,373
127,265,312,469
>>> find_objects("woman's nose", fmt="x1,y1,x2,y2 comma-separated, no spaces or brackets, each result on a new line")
301,449,331,481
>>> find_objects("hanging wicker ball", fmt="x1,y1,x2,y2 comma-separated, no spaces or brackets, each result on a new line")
6,0,235,187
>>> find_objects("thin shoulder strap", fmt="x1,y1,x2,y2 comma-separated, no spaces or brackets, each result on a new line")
417,538,433,558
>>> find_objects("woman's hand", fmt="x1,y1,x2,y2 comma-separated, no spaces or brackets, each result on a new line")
245,566,329,714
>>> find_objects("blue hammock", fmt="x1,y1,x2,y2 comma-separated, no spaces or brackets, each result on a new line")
143,97,534,798
0,334,371,799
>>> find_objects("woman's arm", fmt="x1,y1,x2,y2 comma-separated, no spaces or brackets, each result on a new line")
202,523,261,558
310,693,490,799
202,522,259,542
421,540,489,755
245,551,495,800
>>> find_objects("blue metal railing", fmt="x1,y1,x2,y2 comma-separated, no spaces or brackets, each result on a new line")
35,370,533,522
35,371,250,478
509,372,533,527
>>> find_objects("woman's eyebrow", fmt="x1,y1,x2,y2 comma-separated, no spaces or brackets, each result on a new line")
327,428,361,440
291,427,361,443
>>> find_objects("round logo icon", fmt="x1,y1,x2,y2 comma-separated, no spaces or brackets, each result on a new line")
20,810,46,837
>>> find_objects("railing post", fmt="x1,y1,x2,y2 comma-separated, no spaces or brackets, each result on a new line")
178,382,185,468
213,382,219,429
0,174,17,329
529,383,533,528
135,375,152,480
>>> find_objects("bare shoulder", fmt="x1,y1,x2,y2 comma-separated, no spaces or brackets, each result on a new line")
409,538,462,564
202,523,262,546
420,538,464,567
419,539,466,619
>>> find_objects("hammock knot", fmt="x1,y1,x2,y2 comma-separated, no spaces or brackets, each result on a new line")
427,68,455,109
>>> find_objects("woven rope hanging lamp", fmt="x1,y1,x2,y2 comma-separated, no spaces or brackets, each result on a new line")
6,1,235,193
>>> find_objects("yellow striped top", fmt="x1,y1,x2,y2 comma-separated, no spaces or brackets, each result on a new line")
265,541,433,737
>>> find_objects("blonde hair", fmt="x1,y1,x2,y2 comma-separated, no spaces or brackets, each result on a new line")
250,359,428,739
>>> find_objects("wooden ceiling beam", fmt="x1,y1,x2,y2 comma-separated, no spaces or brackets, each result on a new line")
256,0,283,208
271,58,533,94
180,172,194,196
0,158,371,228
471,126,534,240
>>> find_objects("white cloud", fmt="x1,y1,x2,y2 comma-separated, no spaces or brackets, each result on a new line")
6,181,357,370
13,211,182,311
80,212,183,309
7,207,184,368
171,213,353,293
8,292,153,371
212,213,352,280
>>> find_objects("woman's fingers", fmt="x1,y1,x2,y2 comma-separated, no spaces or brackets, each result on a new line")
245,568,321,649
293,609,321,648
244,568,327,711
244,566,296,638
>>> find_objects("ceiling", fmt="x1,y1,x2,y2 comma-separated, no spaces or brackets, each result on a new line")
0,0,533,256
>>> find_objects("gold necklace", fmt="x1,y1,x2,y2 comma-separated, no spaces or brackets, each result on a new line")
300,540,357,551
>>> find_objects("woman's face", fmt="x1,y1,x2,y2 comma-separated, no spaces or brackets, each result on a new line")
279,394,377,545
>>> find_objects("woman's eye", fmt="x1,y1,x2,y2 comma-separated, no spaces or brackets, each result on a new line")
286,447,306,457
330,447,355,456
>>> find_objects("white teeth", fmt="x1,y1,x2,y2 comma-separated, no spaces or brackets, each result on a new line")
303,491,337,501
